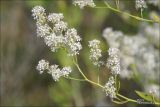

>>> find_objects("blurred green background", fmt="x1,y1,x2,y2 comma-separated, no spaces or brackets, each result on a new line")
0,0,159,107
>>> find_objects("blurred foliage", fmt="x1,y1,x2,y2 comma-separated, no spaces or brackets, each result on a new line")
1,0,159,107
49,79,72,107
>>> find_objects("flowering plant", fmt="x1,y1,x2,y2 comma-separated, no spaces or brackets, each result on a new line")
32,0,160,105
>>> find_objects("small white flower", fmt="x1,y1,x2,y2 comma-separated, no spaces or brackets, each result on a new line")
135,0,147,10
49,65,61,81
64,28,82,56
103,27,123,48
32,6,82,56
44,33,57,47
44,33,64,52
48,13,64,23
104,76,116,98
37,24,50,37
64,28,81,42
88,39,103,67
36,59,49,74
69,42,82,55
61,67,72,77
54,21,68,32
107,48,120,75
73,0,96,9
32,6,46,20
108,48,119,58
49,65,72,81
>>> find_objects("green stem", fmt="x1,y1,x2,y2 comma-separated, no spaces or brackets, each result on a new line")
141,9,143,18
66,76,86,81
117,93,137,103
72,56,140,104
97,67,100,84
85,79,104,88
97,75,99,84
74,62,88,80
115,0,119,9
73,56,88,80
112,100,128,104
94,0,159,23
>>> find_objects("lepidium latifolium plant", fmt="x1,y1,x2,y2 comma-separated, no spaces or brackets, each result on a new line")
32,0,160,105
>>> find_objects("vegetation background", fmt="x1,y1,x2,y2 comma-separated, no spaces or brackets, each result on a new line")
0,0,159,107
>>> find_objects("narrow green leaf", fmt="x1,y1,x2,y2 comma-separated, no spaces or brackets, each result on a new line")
112,100,128,104
135,90,153,102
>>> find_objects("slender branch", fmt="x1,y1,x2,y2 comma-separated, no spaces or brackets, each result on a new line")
115,0,119,9
65,76,86,81
140,9,143,18
72,56,145,104
74,62,88,80
85,79,104,88
97,67,100,84
117,93,137,103
94,0,159,23
112,100,128,104
97,75,100,84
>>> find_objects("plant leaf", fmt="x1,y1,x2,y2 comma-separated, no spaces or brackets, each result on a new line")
135,90,153,102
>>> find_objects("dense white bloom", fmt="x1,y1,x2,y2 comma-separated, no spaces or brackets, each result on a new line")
135,0,147,10
49,65,72,81
107,48,120,75
37,24,50,37
49,65,61,81
36,59,72,81
103,25,159,84
64,28,81,42
54,21,68,32
64,28,82,56
144,23,159,47
69,42,82,55
32,6,47,26
44,33,64,52
32,6,82,56
103,28,123,48
88,40,103,66
108,48,119,58
73,0,96,9
32,6,46,20
104,76,116,98
36,59,49,74
44,33,57,47
61,67,72,77
121,36,147,56
48,13,64,23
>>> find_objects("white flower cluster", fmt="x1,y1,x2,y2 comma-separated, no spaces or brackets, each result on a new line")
48,13,64,23
32,6,82,56
73,0,96,9
144,23,159,47
36,59,49,74
88,39,103,67
64,28,82,56
32,6,46,22
135,0,147,11
103,28,123,48
103,24,159,83
107,48,120,75
36,59,72,81
104,76,116,98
